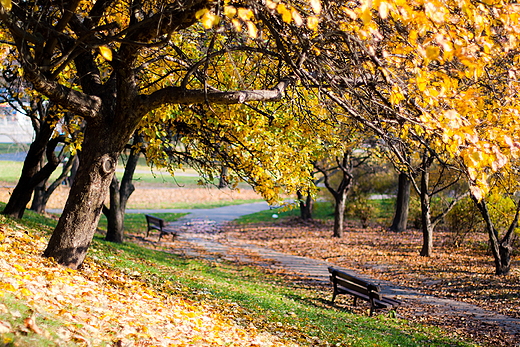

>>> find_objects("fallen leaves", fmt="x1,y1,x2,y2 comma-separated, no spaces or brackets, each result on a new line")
23,312,42,334
0,215,297,346
221,217,520,346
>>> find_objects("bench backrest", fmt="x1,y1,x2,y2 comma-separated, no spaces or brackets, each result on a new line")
145,215,164,229
328,267,381,300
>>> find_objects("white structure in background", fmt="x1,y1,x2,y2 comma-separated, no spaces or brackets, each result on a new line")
0,103,35,143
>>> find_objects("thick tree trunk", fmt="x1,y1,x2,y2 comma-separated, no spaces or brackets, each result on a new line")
43,123,124,269
419,169,433,257
105,136,140,243
333,190,347,238
390,172,411,232
297,190,313,220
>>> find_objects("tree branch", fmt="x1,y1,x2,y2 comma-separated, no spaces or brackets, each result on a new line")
140,76,297,113
22,68,102,120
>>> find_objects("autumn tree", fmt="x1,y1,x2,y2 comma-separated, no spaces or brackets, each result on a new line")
471,189,519,276
0,0,329,268
3,0,520,273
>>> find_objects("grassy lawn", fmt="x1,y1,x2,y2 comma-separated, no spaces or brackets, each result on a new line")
125,198,264,210
0,208,478,346
235,199,396,224
97,212,187,235
0,160,251,190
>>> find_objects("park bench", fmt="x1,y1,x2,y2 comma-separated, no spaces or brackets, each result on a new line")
145,214,177,241
328,266,401,316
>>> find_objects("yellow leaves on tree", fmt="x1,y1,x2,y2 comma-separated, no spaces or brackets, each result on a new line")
331,0,520,199
98,46,112,62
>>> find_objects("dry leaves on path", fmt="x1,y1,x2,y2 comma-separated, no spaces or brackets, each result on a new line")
221,218,520,347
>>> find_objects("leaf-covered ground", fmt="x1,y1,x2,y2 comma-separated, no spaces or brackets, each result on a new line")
220,218,520,347
0,215,295,346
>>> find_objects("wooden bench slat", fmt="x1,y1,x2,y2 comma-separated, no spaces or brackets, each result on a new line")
333,276,372,297
328,266,401,316
145,214,177,241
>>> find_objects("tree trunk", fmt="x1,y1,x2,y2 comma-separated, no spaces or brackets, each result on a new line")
218,166,229,188
2,124,61,218
390,172,411,232
31,155,77,213
333,190,347,238
105,135,140,243
30,178,48,213
69,155,80,186
419,168,433,257
105,175,125,243
43,123,124,269
297,190,313,220
471,194,518,275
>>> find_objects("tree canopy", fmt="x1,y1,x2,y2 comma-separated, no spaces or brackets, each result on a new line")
1,0,520,270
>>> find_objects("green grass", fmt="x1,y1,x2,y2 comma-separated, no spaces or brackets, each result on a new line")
97,212,187,235
0,294,79,347
124,169,202,188
0,161,25,184
234,199,396,225
89,236,477,347
2,208,478,346
126,198,264,210
233,201,334,224
0,161,64,185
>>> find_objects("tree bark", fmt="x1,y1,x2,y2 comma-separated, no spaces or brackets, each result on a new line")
333,189,348,238
419,167,433,256
31,155,77,213
297,190,314,220
218,166,229,188
390,172,411,232
43,123,125,268
471,194,518,275
105,136,140,243
316,153,353,238
3,126,62,218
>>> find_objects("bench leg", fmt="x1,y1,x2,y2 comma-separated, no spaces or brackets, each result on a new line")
331,291,337,306
353,297,357,307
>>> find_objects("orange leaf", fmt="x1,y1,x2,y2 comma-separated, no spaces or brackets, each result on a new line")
99,46,112,61
24,314,43,334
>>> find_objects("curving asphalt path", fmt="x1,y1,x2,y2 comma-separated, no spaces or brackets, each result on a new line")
125,201,272,225
48,201,520,337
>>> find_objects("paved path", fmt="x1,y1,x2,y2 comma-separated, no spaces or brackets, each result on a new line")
47,202,520,336
126,201,271,225
153,205,520,337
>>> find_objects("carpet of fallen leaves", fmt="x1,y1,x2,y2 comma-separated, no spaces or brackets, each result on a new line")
0,216,297,346
221,218,520,347
0,185,261,210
